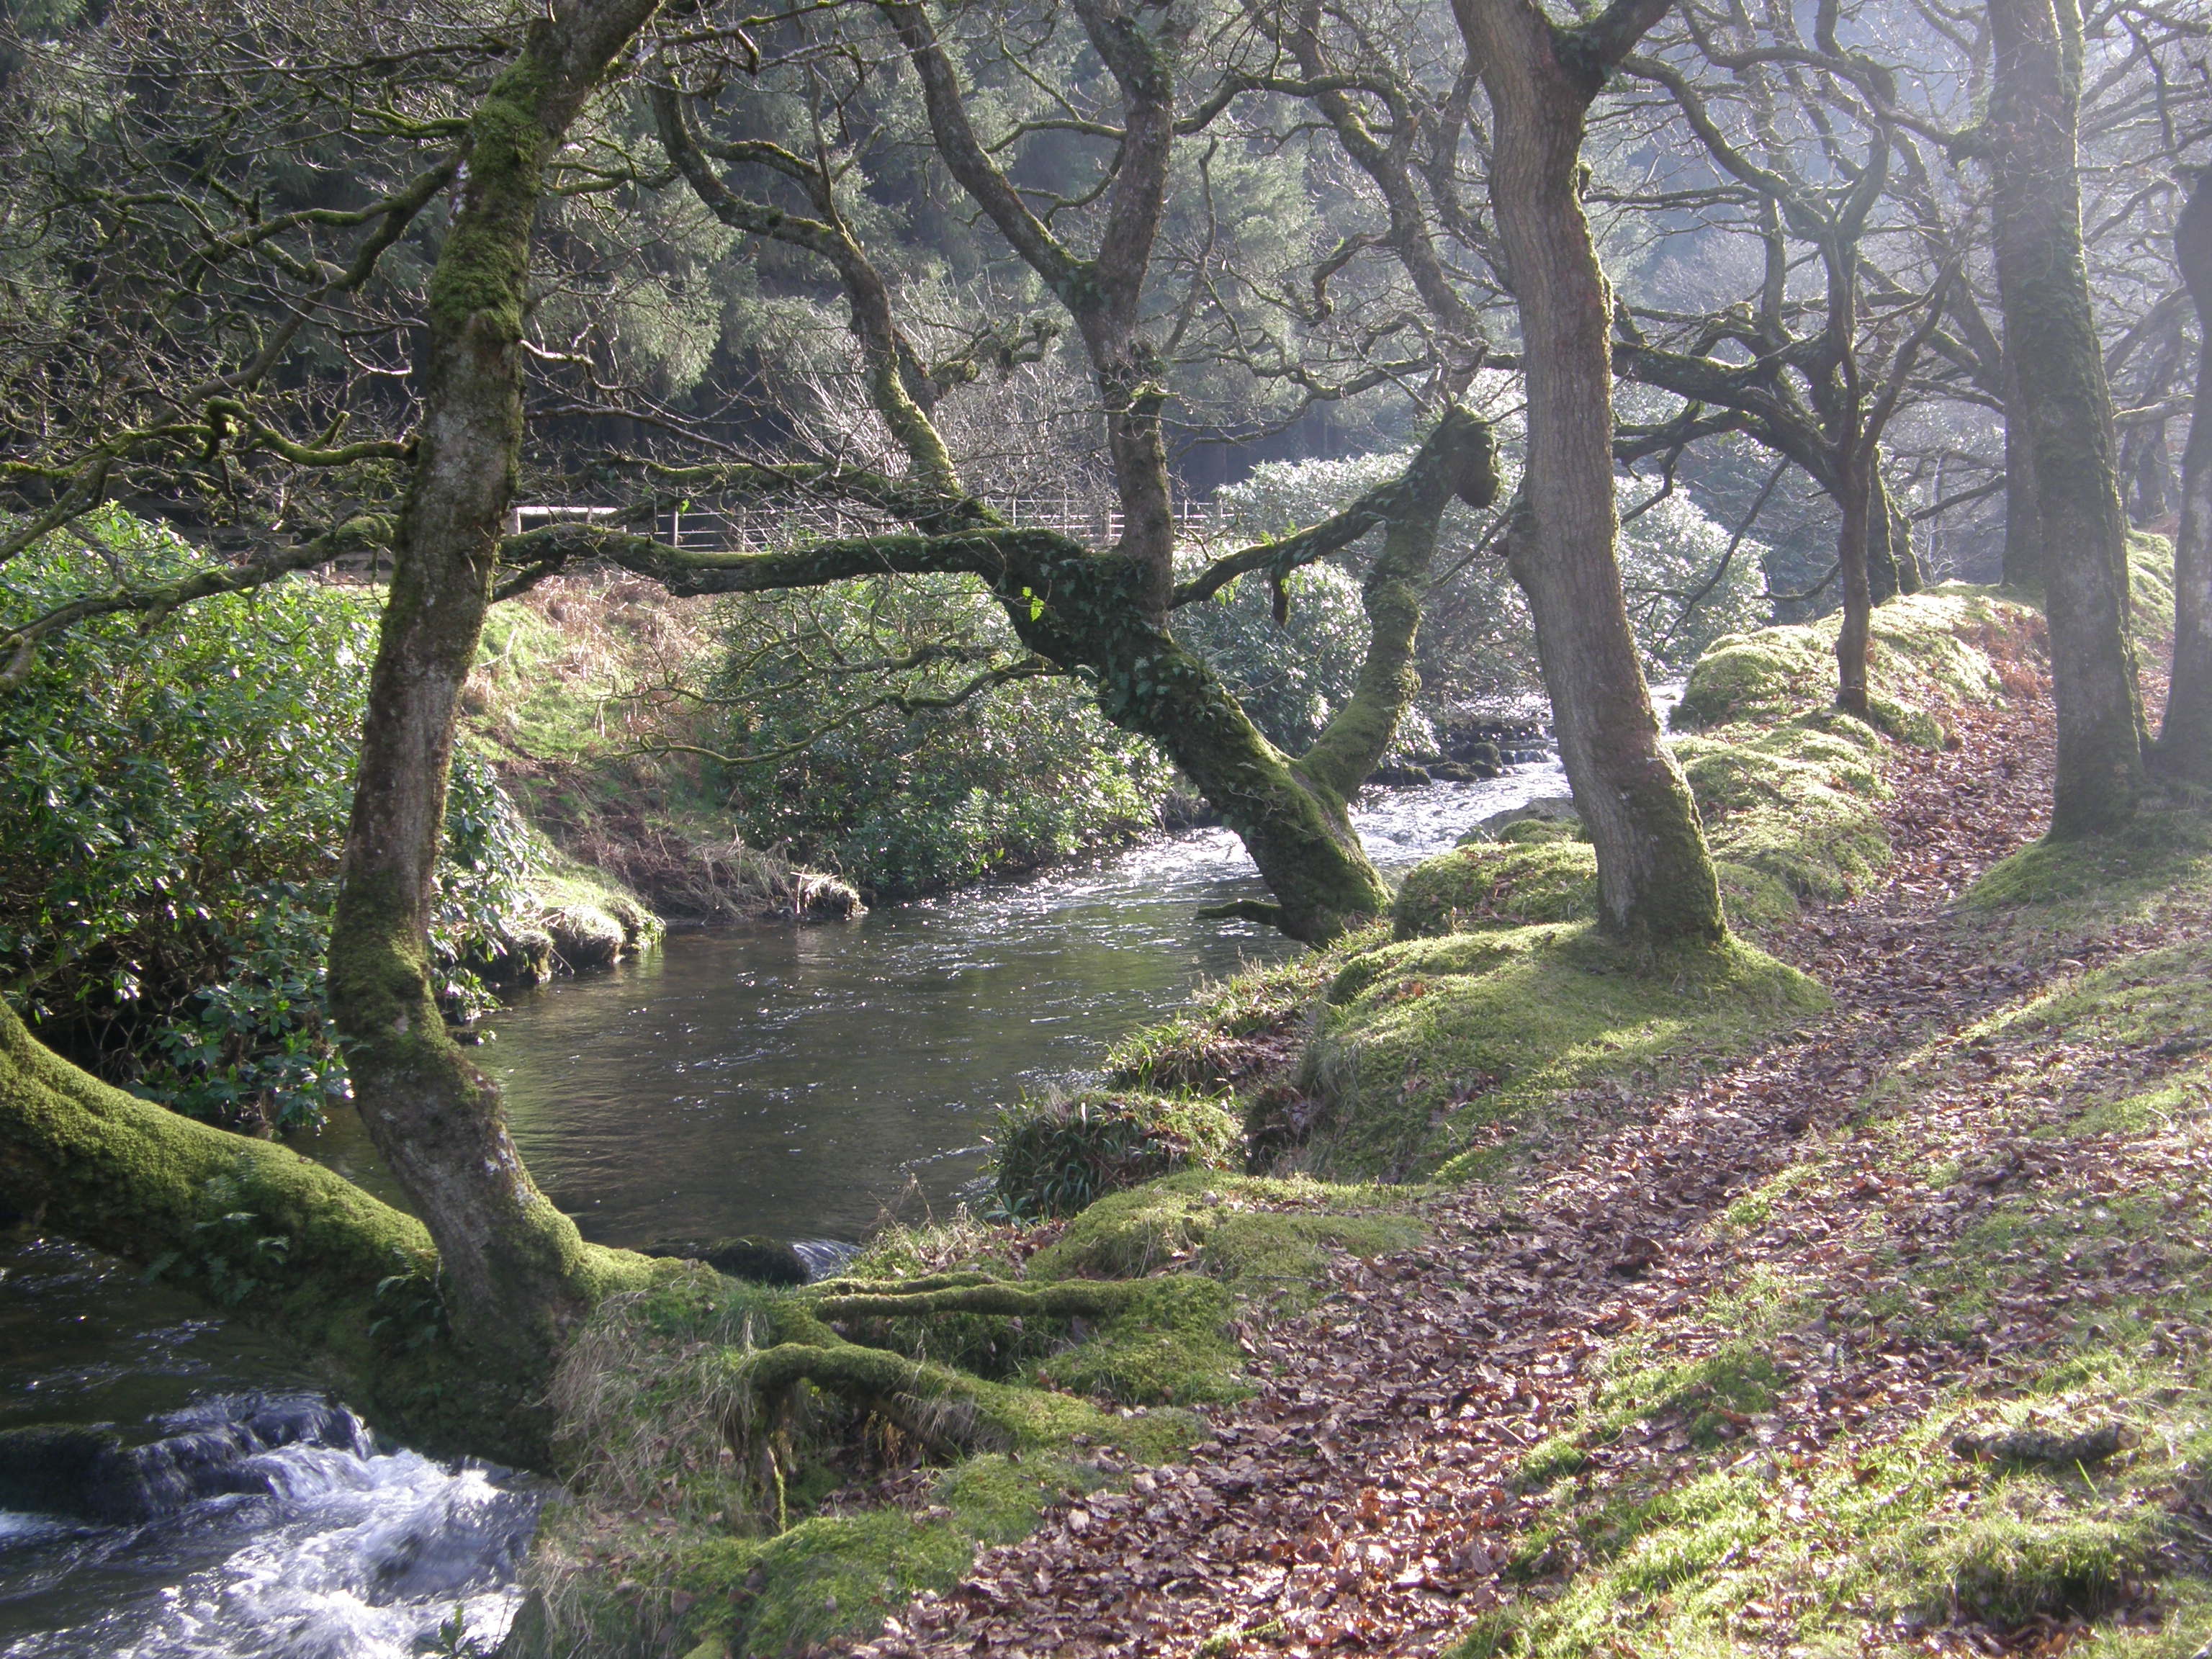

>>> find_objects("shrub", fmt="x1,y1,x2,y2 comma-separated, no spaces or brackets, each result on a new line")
704,576,1172,896
0,513,541,1130
990,1090,1240,1219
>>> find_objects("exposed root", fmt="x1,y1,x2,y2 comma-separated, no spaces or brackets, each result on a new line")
1196,899,1290,930
813,1281,1141,1322
729,1336,1007,1460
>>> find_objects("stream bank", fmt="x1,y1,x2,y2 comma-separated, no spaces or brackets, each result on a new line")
0,746,1580,1658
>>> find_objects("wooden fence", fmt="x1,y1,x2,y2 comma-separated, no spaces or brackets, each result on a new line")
507,495,1235,554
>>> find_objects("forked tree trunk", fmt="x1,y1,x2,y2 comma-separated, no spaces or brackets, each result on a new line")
1456,0,1724,945
1987,0,2146,835
2157,168,2212,785
327,0,661,1372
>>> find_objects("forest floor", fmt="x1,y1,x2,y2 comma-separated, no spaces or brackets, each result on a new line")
835,676,2212,1658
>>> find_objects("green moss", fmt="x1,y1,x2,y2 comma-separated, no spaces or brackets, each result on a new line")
1303,926,1825,1181
1496,814,1584,845
1030,1274,1248,1406
1964,803,2212,953
1028,1170,1425,1300
1103,949,1344,1094
1452,824,2212,1659
2128,529,2176,644
1391,842,1599,940
520,1460,1066,1659
0,996,625,1461
1673,588,2018,732
990,1089,1239,1220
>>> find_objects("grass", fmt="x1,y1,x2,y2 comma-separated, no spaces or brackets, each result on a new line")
513,566,2206,1658
508,1166,1426,1658
1133,587,2040,1187
1302,926,1826,1182
1437,809,2212,1659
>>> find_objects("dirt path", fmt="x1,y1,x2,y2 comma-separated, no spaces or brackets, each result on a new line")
844,697,2110,1659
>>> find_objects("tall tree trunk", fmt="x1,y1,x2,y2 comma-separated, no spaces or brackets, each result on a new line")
1835,451,1876,717
1457,0,1724,945
2001,345,2044,588
1986,0,2145,837
2157,168,2212,785
327,0,660,1372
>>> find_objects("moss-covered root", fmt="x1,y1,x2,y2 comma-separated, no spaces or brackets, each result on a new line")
0,998,618,1459
811,1280,1141,1322
0,999,429,1343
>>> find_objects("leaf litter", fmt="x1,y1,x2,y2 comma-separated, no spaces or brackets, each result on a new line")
837,683,2212,1659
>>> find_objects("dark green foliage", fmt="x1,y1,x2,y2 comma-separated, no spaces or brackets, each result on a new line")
0,516,539,1129
705,577,1171,897
1171,560,1377,752
990,1089,1239,1219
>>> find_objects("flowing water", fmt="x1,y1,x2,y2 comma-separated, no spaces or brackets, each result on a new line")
1,741,1588,1656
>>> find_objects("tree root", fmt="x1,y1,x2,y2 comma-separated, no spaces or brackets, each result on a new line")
804,1270,999,1299
1196,899,1289,930
725,1334,1008,1459
811,1280,1141,1322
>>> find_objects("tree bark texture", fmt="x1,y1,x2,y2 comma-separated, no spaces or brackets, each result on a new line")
2001,338,2045,590
2157,168,2212,785
1457,0,1724,945
327,0,662,1372
1986,0,2145,835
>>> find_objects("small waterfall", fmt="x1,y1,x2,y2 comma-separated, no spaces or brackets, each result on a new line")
0,1393,543,1658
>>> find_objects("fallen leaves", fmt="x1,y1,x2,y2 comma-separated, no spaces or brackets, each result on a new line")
838,688,2208,1659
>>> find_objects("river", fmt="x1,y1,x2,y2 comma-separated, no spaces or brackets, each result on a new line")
0,751,1577,1657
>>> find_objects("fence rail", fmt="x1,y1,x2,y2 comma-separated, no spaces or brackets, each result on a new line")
507,495,1235,554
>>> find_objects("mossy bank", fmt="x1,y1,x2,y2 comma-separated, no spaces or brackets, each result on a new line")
1120,588,2050,1187
1438,802,2212,1659
495,587,2087,1655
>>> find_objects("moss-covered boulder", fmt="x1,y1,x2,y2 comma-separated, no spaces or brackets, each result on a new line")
1681,716,1894,929
990,1089,1238,1219
1392,842,1599,940
1027,1170,1425,1293
1300,926,1827,1180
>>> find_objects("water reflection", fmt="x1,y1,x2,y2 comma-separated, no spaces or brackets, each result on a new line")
488,759,1583,1246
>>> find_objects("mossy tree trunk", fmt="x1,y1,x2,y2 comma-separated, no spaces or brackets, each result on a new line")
1986,0,2146,836
1869,470,1925,603
0,999,576,1459
1835,448,1876,718
645,14,1498,944
564,408,1494,944
2157,166,2212,786
2002,344,2045,590
327,0,663,1373
1454,0,1726,946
